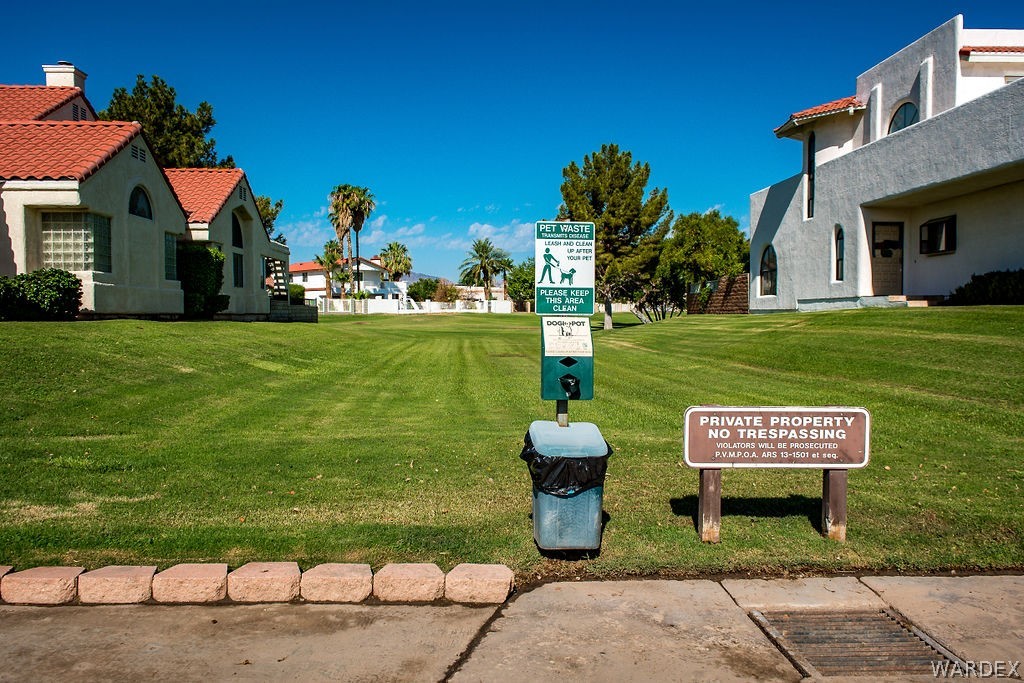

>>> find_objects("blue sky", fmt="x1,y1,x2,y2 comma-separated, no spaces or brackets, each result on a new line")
4,1,1023,279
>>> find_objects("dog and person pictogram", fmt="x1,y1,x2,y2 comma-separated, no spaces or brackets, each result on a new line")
537,248,576,286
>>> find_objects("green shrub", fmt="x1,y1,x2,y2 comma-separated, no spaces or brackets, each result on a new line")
407,278,438,302
177,244,229,318
0,269,82,321
947,269,1024,306
288,284,306,304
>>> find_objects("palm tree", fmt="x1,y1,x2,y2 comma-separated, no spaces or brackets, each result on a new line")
314,240,342,300
459,238,510,302
379,241,413,282
328,184,375,292
495,254,514,300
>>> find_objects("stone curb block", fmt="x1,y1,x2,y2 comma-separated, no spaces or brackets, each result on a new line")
301,563,373,603
0,562,516,605
1,566,84,605
0,566,11,603
228,562,300,603
445,563,515,604
152,563,228,603
79,565,157,604
373,563,445,602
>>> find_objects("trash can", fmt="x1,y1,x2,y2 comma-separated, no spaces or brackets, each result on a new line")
520,420,612,550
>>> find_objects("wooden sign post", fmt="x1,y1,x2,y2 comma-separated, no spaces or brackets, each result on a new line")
684,407,870,542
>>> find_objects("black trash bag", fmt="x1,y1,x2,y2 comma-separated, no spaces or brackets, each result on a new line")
520,431,612,497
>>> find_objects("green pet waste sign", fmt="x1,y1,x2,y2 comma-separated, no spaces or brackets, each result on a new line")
534,221,595,316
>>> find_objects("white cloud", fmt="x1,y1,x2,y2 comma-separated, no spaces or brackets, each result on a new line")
281,219,333,249
370,214,388,230
704,204,725,214
313,206,328,218
465,220,533,252
362,222,428,247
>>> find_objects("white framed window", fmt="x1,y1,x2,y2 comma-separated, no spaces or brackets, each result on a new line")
41,212,112,272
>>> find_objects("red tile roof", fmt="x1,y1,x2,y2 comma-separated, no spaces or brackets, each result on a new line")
0,86,90,120
164,168,244,223
289,257,388,274
0,120,141,181
775,96,865,136
960,45,1024,56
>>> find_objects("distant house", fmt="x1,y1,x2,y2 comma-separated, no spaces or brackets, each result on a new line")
0,63,290,318
749,16,1024,312
165,169,289,316
289,256,404,300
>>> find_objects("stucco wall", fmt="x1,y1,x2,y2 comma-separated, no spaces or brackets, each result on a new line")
80,139,186,313
203,177,289,316
751,77,1024,312
902,180,1024,296
856,16,960,143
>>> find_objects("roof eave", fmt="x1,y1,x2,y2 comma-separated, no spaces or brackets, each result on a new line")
774,106,865,139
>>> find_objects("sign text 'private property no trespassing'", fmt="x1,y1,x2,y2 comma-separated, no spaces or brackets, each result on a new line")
684,407,870,468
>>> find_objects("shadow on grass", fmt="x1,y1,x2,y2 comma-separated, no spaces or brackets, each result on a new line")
532,511,610,561
670,495,822,534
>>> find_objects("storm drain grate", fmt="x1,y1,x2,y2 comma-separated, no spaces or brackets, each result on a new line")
752,608,964,678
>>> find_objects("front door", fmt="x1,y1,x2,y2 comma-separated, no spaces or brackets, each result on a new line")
871,222,903,296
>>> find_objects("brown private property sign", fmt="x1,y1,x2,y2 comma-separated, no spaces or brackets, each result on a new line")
684,407,870,469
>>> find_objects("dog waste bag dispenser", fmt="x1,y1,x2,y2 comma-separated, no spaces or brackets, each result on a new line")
541,317,594,400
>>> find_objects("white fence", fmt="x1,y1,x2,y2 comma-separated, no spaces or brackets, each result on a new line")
320,298,515,315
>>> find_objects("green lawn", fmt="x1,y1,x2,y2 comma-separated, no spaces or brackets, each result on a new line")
1,308,1021,580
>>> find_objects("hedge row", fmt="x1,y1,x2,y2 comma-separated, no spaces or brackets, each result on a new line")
0,269,82,321
947,269,1024,306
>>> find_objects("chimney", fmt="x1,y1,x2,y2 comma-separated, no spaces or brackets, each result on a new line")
42,62,87,91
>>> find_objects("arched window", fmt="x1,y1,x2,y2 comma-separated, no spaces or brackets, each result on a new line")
232,213,244,248
835,227,845,281
231,213,244,288
888,102,919,134
759,245,777,296
128,186,152,219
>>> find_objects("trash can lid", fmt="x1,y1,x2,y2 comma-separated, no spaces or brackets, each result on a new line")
528,420,607,458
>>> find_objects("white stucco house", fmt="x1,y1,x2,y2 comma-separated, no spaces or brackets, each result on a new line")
0,63,290,317
749,16,1024,312
165,168,289,316
289,256,404,300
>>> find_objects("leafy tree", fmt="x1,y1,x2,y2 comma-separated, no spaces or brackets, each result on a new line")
669,210,749,286
459,238,510,301
328,184,375,288
407,278,438,302
505,258,536,305
379,241,413,281
314,240,343,300
100,75,233,168
558,143,672,329
433,279,459,303
256,195,286,243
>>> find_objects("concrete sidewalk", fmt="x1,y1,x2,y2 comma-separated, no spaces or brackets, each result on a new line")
1,575,1021,681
